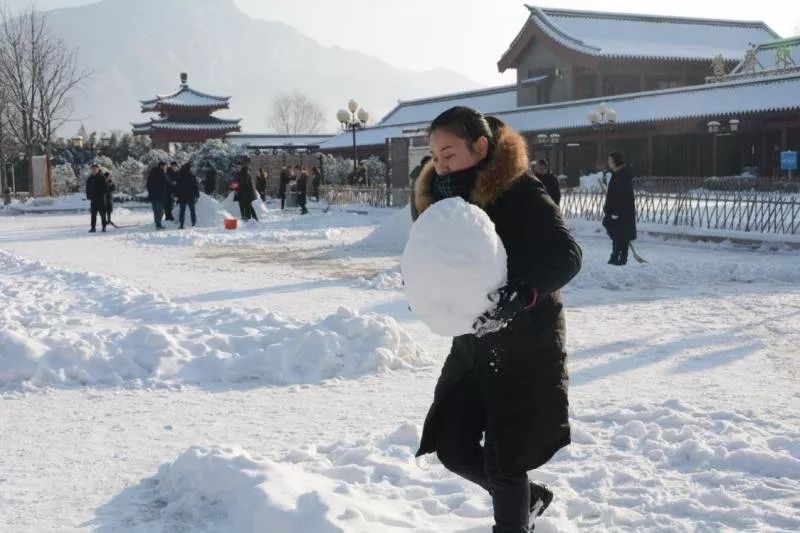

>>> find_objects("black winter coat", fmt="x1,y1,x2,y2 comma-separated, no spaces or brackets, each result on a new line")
85,173,108,208
537,172,561,206
146,167,168,202
166,168,178,195
103,175,116,213
175,166,200,204
256,174,268,195
235,168,257,203
278,170,290,197
603,165,637,241
413,126,582,475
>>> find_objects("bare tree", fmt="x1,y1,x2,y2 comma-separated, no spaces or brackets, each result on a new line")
269,91,326,135
0,4,89,195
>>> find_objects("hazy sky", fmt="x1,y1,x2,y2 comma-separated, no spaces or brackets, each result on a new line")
13,0,800,86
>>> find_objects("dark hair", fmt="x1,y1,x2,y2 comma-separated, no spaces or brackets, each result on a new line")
420,155,432,166
429,106,503,161
158,161,167,166
90,163,99,169
537,158,549,169
608,151,625,167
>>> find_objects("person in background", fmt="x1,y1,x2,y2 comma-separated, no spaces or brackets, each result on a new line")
533,159,561,206
278,165,290,210
146,161,168,230
256,168,268,202
102,169,117,228
164,161,179,222
296,166,309,215
203,164,217,196
175,162,200,229
409,155,432,221
234,161,258,221
311,166,322,202
603,151,637,266
85,164,108,233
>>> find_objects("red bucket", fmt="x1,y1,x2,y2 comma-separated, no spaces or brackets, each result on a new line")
224,218,238,230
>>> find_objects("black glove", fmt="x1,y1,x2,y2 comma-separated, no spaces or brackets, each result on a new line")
472,283,538,336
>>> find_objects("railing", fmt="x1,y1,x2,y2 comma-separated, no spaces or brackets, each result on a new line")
320,186,412,209
561,177,800,236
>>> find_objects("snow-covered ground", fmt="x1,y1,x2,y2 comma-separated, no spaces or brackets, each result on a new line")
1,200,799,532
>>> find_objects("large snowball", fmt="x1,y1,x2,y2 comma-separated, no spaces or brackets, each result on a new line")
401,197,507,336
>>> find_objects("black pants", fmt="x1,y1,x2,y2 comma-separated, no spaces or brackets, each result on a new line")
90,204,107,230
279,193,286,210
179,201,197,227
164,196,175,220
298,192,308,214
435,375,530,532
611,239,630,265
239,200,252,220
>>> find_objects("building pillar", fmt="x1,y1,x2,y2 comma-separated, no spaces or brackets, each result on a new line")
760,133,768,177
646,134,654,176
639,73,646,92
711,135,718,177
781,125,788,150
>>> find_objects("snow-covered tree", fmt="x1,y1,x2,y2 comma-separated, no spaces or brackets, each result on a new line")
188,139,247,193
362,155,387,184
320,154,353,184
115,157,146,194
51,163,78,196
139,148,170,171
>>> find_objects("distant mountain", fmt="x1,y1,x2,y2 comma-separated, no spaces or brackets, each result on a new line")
45,0,481,134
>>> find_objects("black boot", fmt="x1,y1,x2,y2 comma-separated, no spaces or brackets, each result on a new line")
88,228,96,233
529,482,553,518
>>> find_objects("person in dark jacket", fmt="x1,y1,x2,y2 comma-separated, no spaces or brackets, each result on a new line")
146,162,169,229
234,163,258,221
413,107,582,532
278,165,290,210
102,170,116,227
256,168,268,202
602,151,637,265
296,167,309,215
311,166,322,202
202,165,217,196
164,162,179,221
85,164,108,232
533,159,561,206
175,163,200,229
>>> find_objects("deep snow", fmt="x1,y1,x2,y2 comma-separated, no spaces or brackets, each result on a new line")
1,204,799,532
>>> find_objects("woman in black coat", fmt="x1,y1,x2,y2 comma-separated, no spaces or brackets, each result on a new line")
413,107,582,532
234,164,258,221
102,170,116,227
602,151,637,265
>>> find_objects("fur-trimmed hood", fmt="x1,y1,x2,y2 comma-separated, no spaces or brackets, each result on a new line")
414,125,530,214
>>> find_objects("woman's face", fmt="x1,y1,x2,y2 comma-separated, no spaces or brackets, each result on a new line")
429,128,488,176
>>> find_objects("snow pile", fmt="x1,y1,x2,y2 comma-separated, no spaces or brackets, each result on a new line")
0,250,427,389
580,172,606,190
401,198,507,336
110,398,800,532
194,193,235,228
7,194,89,212
357,266,403,290
356,205,412,254
112,424,499,532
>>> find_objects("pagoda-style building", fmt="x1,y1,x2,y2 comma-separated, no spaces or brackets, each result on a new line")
132,73,241,149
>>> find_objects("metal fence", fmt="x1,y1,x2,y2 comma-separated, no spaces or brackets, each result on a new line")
321,186,412,209
561,177,800,236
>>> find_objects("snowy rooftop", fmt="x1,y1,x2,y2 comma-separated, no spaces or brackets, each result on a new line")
320,73,800,149
498,6,780,69
132,117,241,133
225,133,333,148
378,85,518,127
140,74,231,111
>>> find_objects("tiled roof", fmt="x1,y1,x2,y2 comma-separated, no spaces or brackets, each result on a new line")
378,85,518,127
225,134,333,148
498,6,780,70
319,73,800,149
141,86,231,111
132,117,241,133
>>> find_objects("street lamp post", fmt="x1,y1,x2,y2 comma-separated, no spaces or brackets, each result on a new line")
707,118,739,177
589,102,618,176
337,100,369,184
535,132,561,169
